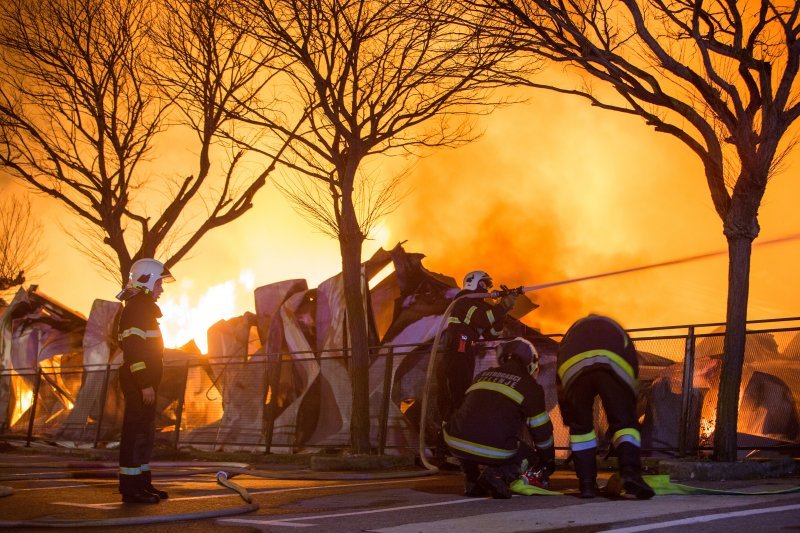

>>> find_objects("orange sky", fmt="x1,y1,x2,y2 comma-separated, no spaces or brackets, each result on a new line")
2,85,798,350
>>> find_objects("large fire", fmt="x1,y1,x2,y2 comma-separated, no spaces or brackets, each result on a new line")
159,270,256,353
10,377,33,427
158,223,393,353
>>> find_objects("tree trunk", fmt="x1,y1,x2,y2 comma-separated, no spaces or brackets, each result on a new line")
339,201,370,454
713,235,753,462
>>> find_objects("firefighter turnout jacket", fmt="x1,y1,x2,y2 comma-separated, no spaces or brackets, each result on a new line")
557,314,643,464
556,314,639,397
445,359,555,465
444,290,510,356
118,291,164,390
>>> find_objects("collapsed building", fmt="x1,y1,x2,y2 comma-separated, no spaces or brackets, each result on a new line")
0,244,798,457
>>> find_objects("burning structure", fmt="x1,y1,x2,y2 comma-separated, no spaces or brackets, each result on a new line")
1,244,798,457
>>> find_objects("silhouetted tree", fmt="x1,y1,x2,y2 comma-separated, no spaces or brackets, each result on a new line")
471,0,800,460
233,0,526,453
0,194,43,295
0,0,290,285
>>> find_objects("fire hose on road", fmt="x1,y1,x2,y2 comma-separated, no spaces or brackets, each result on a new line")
0,459,438,528
0,463,258,528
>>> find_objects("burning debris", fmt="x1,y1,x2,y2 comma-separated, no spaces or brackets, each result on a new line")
1,246,798,458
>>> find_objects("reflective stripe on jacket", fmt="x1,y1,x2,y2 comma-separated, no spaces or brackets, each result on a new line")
556,314,639,395
118,292,164,390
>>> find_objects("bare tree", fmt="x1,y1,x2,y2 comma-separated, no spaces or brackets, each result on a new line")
471,0,800,460
233,0,526,453
0,0,289,285
0,194,44,295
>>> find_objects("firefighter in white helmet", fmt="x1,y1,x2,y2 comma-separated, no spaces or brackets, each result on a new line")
116,258,174,504
433,270,518,465
557,314,654,499
445,337,555,498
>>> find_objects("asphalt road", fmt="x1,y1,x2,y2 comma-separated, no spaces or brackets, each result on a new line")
1,457,799,532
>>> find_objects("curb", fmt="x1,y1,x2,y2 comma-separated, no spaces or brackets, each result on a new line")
657,457,799,481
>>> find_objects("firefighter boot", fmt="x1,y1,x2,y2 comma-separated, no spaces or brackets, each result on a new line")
572,449,599,499
479,466,512,499
120,473,159,504
617,443,654,500
461,461,487,497
142,469,169,499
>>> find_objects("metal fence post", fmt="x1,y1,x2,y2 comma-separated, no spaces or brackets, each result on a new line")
172,361,190,450
679,326,696,457
25,368,43,447
93,364,112,448
263,353,284,454
377,347,394,455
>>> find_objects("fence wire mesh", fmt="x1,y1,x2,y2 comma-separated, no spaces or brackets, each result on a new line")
2,325,799,458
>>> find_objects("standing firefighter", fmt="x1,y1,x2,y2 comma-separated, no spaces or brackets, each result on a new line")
557,314,654,499
445,337,555,498
115,258,174,504
437,271,517,424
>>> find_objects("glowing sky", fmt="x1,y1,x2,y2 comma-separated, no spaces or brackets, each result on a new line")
2,85,798,351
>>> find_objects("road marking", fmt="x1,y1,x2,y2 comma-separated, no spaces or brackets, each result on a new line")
16,481,118,492
218,498,478,527
51,477,430,509
599,503,800,532
373,495,789,532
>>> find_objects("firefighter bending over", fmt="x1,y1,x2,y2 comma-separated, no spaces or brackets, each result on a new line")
557,314,655,499
445,338,555,498
116,258,174,504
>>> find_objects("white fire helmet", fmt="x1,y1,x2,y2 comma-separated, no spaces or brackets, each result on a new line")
497,337,539,378
462,270,493,291
127,258,175,292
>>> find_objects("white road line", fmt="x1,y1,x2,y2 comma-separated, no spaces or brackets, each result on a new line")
599,503,800,533
16,481,118,491
218,498,478,527
51,477,428,509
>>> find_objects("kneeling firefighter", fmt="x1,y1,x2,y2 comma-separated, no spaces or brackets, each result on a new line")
557,314,654,499
444,337,555,498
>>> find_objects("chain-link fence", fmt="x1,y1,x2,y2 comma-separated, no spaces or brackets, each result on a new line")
2,319,799,457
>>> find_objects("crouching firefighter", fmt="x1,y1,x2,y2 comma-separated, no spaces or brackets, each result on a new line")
444,337,555,498
434,270,518,464
557,314,654,499
116,258,174,504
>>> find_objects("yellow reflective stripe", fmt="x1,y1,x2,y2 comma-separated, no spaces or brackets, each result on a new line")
558,349,634,381
120,328,161,339
466,381,524,404
558,350,638,393
527,411,551,428
120,467,141,475
448,317,461,324
490,326,503,336
130,361,147,373
570,430,598,452
535,435,554,448
463,306,478,325
443,430,516,459
570,431,597,443
613,428,641,447
140,464,150,471
120,327,147,340
486,309,495,324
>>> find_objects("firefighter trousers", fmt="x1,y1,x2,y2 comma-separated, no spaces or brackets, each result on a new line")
119,372,156,495
559,369,641,482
